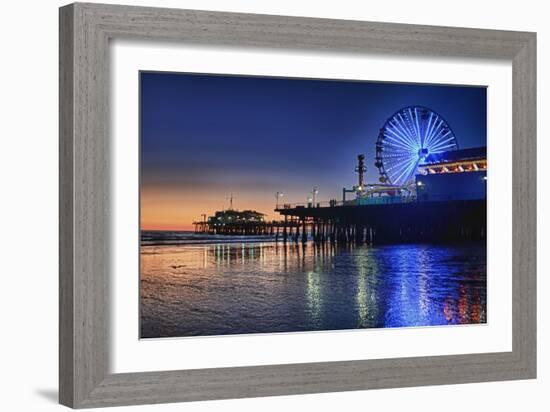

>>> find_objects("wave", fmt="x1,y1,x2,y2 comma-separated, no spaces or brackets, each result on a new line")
141,231,277,246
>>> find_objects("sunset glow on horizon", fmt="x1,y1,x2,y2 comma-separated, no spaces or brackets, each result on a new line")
140,186,283,231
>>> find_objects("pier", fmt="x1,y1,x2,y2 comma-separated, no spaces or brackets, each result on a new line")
194,197,485,245
270,147,487,245
193,146,487,246
275,198,486,245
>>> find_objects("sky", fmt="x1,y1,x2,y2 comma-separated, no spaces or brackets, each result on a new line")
140,72,486,231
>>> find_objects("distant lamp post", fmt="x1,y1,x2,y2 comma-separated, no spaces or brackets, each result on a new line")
275,191,284,209
417,181,423,187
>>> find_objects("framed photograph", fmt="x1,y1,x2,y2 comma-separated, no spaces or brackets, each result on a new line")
59,2,536,408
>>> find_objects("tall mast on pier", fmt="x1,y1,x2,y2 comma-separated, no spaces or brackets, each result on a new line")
355,154,367,192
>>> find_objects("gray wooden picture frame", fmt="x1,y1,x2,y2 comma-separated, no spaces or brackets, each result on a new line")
59,2,536,408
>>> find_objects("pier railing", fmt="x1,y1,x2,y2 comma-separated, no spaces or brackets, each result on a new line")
277,196,416,210
277,192,486,210
278,200,346,210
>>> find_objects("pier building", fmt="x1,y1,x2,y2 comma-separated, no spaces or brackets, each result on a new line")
416,147,487,202
193,209,274,235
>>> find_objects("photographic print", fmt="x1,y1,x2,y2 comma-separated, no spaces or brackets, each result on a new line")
139,72,487,339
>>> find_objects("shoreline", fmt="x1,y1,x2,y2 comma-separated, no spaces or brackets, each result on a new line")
140,238,487,248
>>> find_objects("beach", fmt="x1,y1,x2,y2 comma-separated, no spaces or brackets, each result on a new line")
140,232,486,338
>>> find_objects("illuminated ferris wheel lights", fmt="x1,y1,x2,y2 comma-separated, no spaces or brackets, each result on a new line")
375,106,459,187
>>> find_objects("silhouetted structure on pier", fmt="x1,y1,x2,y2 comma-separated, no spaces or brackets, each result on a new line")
193,208,302,238
194,209,268,235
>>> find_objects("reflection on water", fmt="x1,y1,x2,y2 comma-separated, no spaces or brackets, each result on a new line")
140,242,486,338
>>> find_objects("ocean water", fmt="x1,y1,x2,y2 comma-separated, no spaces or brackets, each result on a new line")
140,232,486,338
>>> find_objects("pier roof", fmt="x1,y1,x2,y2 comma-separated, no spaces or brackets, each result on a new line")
421,147,486,166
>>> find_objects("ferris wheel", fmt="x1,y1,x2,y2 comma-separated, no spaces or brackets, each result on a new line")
374,106,459,187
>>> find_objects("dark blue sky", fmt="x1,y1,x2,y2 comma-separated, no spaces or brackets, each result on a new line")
140,72,486,227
